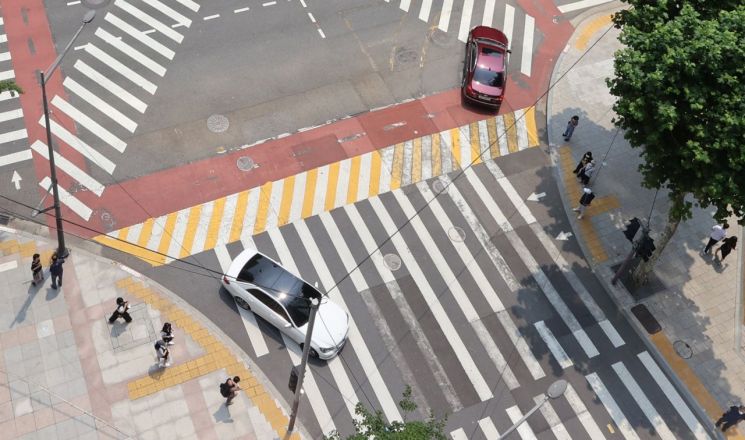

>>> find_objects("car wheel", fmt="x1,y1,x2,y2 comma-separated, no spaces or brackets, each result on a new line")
300,344,319,358
234,296,251,311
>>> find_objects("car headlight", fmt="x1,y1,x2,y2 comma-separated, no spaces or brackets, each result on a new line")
319,346,336,353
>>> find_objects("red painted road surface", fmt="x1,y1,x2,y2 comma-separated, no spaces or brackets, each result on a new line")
6,0,573,239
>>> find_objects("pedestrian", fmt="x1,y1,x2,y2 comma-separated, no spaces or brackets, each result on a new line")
562,115,579,141
716,405,745,432
108,297,133,323
49,252,65,289
160,322,174,345
155,339,170,367
220,376,241,406
573,151,593,174
572,187,595,220
715,236,738,263
703,223,729,255
578,160,596,185
31,253,43,286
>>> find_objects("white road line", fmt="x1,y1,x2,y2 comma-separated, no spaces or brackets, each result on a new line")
262,1,276,6
421,136,432,180
95,27,167,76
142,0,192,27
74,60,147,113
399,0,410,13
63,77,138,132
335,158,352,209
458,125,470,167
515,108,529,150
495,115,509,155
637,352,711,440
38,117,116,174
239,187,261,244
503,5,515,50
307,12,316,23
0,52,11,62
216,193,238,247
189,200,213,255
401,140,413,185
234,7,249,13
84,44,157,94
317,29,325,39
322,210,454,416
126,223,143,244
203,14,219,20
534,396,571,440
534,321,573,369
214,244,270,357
0,128,26,145
482,0,496,26
30,141,105,197
612,361,676,440
312,165,330,216
0,108,22,123
586,373,640,440
477,119,489,160
564,383,606,439
483,160,626,348
479,417,500,437
265,179,283,231
173,0,200,12
378,146,394,193
394,189,526,385
0,35,6,44
165,208,191,264
67,0,81,4
506,405,537,439
418,0,431,22
104,13,176,60
521,15,535,76
0,70,15,81
368,196,493,401
288,172,306,224
450,428,468,440
458,0,474,42
115,0,184,43
459,170,600,358
0,150,32,166
558,0,614,13
51,96,127,153
266,229,338,435
0,261,17,273
0,91,19,101
357,153,372,201
39,177,92,221
438,0,453,32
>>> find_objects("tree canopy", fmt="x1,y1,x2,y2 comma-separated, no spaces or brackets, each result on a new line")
608,1,745,223
0,80,23,96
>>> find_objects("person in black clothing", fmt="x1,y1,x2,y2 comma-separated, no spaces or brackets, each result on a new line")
161,322,174,345
573,151,593,174
49,253,65,289
31,253,43,286
715,236,738,263
572,187,595,220
108,297,132,323
716,405,745,432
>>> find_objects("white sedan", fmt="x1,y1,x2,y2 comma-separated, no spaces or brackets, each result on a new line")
221,248,349,360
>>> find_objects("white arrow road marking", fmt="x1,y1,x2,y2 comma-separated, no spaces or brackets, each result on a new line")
11,171,21,190
527,192,546,201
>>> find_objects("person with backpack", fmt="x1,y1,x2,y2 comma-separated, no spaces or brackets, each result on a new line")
220,376,241,406
577,160,596,185
31,253,43,287
573,187,595,220
716,405,745,432
161,322,174,345
572,151,593,175
715,236,738,264
49,252,65,289
155,339,170,367
108,297,133,324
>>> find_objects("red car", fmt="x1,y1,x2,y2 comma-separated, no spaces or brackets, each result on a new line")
462,26,510,110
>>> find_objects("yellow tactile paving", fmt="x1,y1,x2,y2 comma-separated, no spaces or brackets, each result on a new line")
116,276,300,439
575,13,614,50
95,107,540,266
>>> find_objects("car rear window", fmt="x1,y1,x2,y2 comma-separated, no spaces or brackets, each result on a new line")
474,68,504,87
238,254,282,285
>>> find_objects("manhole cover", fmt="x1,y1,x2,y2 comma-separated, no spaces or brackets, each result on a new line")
432,179,446,194
673,340,693,359
448,226,466,242
430,30,456,48
237,156,255,171
99,209,116,232
394,48,419,68
383,253,401,271
207,114,229,133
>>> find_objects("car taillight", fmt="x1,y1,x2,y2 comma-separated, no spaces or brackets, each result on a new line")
222,275,229,285
466,85,474,96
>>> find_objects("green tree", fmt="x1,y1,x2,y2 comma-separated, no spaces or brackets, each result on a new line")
608,1,745,286
325,386,447,440
0,80,23,96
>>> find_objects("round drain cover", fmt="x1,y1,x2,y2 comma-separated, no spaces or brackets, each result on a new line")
448,226,466,242
383,254,401,271
237,156,255,171
432,179,446,194
673,340,693,359
207,114,229,133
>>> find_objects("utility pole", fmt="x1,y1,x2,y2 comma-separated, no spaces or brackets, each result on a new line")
285,297,319,438
497,380,567,439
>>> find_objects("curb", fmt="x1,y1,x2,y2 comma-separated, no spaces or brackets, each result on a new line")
544,6,723,439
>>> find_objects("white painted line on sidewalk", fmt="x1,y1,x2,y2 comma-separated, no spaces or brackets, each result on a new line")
506,405,537,439
612,361,676,440
418,0,431,22
142,0,192,27
534,320,573,369
0,108,22,123
535,396,571,440
564,383,607,439
503,5,515,50
458,0,474,42
51,96,127,153
0,261,18,273
558,0,614,13
31,141,105,197
482,0,496,27
438,0,453,32
104,13,176,59
38,116,116,174
63,77,138,132
84,44,157,94
586,372,640,440
637,352,711,440
368,196,493,401
39,177,92,221
116,0,184,43
521,15,535,76
74,60,146,113
0,128,26,145
0,149,32,166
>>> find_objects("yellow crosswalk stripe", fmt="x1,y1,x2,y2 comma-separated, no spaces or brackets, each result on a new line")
470,121,481,165
301,168,318,219
118,227,129,241
487,118,499,158
253,182,272,235
390,143,404,190
325,161,341,212
229,191,249,243
412,137,422,182
204,197,226,250
138,218,154,248
432,132,441,176
525,106,539,147
348,155,361,205
180,206,202,258
504,112,519,153
278,176,295,227
449,128,461,168
157,212,178,258
369,152,381,197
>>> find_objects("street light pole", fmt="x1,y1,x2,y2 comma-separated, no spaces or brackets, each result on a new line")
38,9,96,258
285,297,319,438
497,380,568,440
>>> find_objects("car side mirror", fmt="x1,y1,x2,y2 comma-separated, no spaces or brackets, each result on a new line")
507,50,512,54
284,323,292,328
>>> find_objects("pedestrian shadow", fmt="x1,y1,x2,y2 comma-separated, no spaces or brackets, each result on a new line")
12,281,45,328
108,321,129,338
213,404,234,423
146,362,167,380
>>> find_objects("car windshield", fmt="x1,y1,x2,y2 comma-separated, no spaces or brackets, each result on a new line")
474,48,505,87
238,254,320,326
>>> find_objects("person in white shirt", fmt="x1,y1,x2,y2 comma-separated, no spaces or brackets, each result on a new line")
703,223,729,255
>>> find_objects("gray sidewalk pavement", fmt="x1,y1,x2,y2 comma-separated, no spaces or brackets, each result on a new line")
0,224,308,440
547,3,745,436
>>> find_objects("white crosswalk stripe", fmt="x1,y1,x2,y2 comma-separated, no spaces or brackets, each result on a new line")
39,116,117,174
141,0,193,27
73,60,148,113
84,44,158,94
506,405,537,439
612,361,676,440
535,396,571,440
564,382,607,439
39,177,92,221
95,27,167,76
586,372,640,440
30,141,105,197
115,0,185,43
534,320,573,369
104,12,176,59
51,96,127,153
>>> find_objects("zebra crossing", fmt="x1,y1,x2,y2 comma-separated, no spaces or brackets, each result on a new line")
0,0,200,219
0,18,31,169
203,156,711,439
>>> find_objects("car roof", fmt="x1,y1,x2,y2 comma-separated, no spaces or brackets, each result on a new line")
470,25,509,46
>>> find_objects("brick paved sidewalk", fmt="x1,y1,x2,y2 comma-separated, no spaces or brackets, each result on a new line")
547,5,744,439
0,225,307,439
